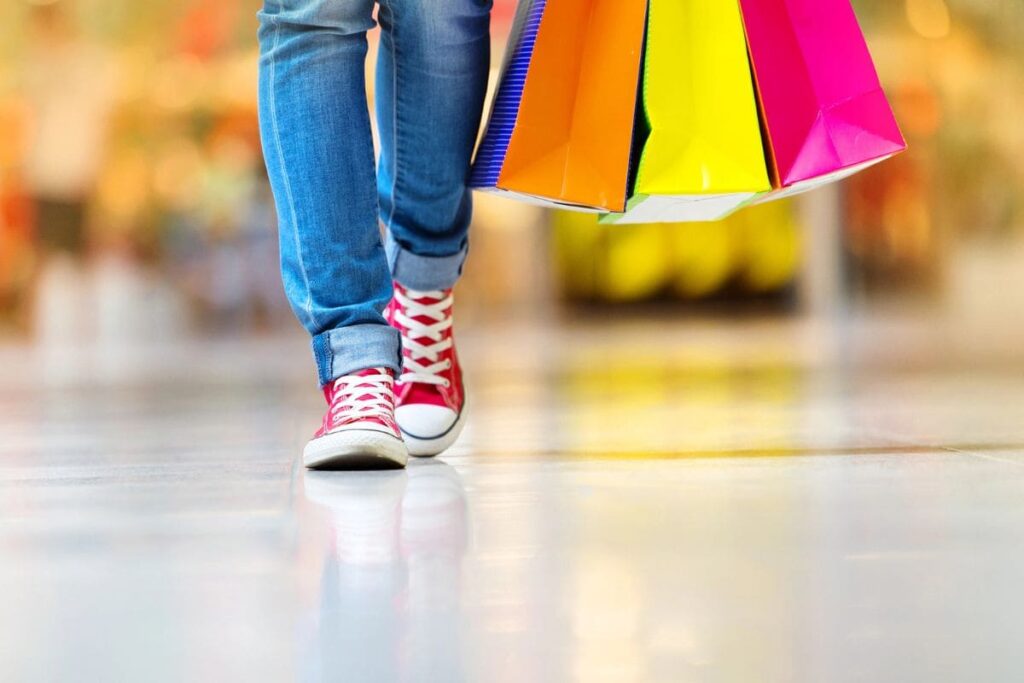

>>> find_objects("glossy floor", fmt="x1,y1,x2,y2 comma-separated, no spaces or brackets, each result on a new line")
2,314,1023,682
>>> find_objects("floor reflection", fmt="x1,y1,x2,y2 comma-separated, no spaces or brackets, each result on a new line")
302,461,468,683
5,318,1024,680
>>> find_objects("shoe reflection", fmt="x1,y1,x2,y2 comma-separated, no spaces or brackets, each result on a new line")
303,460,468,682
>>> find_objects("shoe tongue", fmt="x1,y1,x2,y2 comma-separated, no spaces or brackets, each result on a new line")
409,312,444,329
402,286,450,306
403,289,452,331
354,367,389,377
328,368,392,402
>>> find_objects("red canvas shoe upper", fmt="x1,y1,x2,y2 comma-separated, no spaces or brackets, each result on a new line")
385,284,464,416
314,367,401,439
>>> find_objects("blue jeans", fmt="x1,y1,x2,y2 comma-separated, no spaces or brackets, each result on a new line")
257,0,491,386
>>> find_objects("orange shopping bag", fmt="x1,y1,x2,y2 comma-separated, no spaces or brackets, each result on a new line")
470,0,648,212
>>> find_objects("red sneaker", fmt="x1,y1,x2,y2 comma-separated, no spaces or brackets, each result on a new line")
386,283,467,457
303,367,409,469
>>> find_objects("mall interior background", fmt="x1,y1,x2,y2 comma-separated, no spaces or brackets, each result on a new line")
0,0,1022,360
5,2,1024,680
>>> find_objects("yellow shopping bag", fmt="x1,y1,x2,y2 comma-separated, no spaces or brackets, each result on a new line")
602,0,772,224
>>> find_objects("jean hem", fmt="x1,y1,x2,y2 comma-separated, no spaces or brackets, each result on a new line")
312,324,402,387
384,230,468,291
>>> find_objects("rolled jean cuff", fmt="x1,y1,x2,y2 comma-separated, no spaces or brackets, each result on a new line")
311,323,402,387
385,231,468,291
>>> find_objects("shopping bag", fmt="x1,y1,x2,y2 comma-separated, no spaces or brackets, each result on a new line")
469,0,648,212
601,0,773,225
739,0,907,201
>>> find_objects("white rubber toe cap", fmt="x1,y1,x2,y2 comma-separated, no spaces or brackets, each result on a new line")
303,428,408,470
396,404,458,438
396,404,466,457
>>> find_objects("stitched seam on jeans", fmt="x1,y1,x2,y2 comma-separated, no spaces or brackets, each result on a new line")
312,332,331,386
382,0,400,238
326,332,335,385
268,21,318,330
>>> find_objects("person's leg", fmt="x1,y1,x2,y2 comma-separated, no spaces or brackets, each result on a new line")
257,0,400,387
258,0,407,468
374,0,492,457
375,0,492,290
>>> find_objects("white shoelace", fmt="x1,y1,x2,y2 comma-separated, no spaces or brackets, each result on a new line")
394,288,454,387
330,371,394,424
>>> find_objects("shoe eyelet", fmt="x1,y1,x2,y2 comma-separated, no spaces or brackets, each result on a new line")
443,380,451,388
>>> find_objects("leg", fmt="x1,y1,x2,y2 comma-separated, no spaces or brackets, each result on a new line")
257,0,400,387
375,0,492,457
375,0,493,290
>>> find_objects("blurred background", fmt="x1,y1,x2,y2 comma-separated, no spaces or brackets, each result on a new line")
0,0,1021,374
4,4,1024,678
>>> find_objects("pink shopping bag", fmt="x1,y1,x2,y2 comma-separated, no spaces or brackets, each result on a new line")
739,0,907,196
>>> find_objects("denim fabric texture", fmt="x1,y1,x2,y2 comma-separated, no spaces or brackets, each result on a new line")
257,0,491,386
